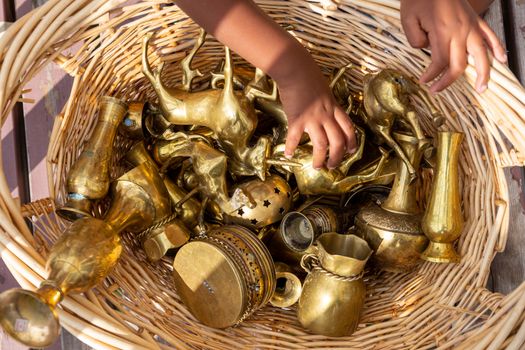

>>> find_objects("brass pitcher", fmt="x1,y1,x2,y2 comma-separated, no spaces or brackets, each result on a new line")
297,233,372,337
355,132,430,273
0,162,171,347
270,262,302,308
421,131,464,263
57,96,127,221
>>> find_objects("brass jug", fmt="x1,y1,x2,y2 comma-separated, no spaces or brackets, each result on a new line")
119,101,147,139
297,233,371,337
355,132,429,273
270,263,302,308
421,131,464,263
57,96,127,221
0,162,171,347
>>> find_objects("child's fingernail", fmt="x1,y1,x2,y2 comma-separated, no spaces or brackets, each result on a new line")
502,53,508,62
349,147,357,154
284,152,292,159
477,84,488,93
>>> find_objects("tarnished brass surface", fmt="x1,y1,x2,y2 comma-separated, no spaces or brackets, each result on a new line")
297,233,371,337
57,96,127,221
265,227,314,273
142,32,271,179
173,225,275,328
362,69,441,181
270,263,302,308
421,131,464,263
226,175,292,229
355,132,429,273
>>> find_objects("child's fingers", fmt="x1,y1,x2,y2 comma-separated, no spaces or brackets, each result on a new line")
284,122,304,158
467,32,490,93
308,124,329,170
478,19,507,63
430,38,467,93
420,34,450,84
324,119,346,169
402,15,429,48
334,107,357,153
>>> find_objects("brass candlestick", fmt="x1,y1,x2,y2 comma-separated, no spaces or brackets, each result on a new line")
57,96,127,221
0,162,171,347
421,131,464,263
355,132,430,273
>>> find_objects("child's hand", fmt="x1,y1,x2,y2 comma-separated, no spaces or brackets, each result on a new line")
400,0,507,93
280,78,356,170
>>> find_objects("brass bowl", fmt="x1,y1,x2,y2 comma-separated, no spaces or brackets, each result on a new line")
173,225,275,328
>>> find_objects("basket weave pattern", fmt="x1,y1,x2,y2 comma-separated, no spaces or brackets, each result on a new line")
1,1,525,349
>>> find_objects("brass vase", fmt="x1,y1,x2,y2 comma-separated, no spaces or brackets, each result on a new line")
0,162,171,347
57,96,128,221
297,233,372,337
119,101,146,139
355,132,430,273
421,131,464,263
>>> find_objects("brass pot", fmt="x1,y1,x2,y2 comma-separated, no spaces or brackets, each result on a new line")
355,132,429,273
297,233,371,337
173,225,276,328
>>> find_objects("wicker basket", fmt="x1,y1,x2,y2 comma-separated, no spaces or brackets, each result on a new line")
2,0,525,349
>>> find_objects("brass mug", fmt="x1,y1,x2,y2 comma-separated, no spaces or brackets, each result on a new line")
173,225,276,328
297,233,372,337
280,205,339,253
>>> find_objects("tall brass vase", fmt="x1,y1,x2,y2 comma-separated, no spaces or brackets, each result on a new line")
0,162,171,347
57,96,128,221
355,132,429,272
421,131,464,263
297,233,371,336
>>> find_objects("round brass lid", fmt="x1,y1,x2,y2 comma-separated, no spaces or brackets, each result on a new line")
172,240,247,328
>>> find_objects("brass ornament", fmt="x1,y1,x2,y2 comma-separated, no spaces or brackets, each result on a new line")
272,128,390,195
361,69,442,181
173,225,275,328
57,96,127,221
142,31,275,180
225,175,292,229
421,131,464,263
355,132,430,273
297,233,372,337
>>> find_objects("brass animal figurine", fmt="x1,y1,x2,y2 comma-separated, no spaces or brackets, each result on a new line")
272,127,389,195
142,30,276,180
362,69,442,181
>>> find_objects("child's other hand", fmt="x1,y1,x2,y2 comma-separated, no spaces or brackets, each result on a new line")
279,76,356,170
400,0,507,93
